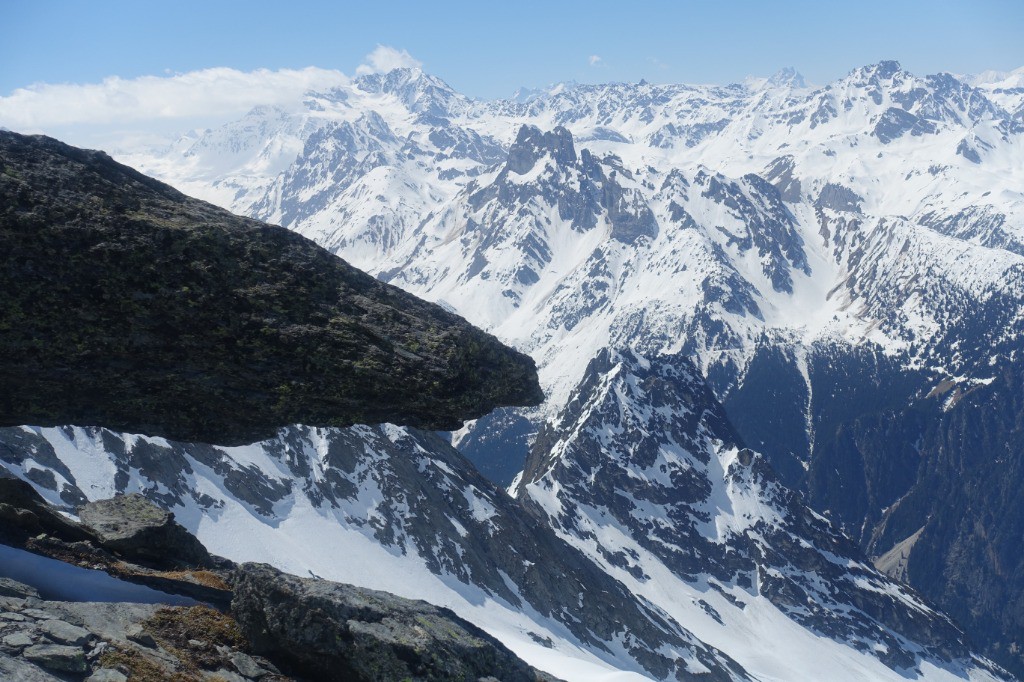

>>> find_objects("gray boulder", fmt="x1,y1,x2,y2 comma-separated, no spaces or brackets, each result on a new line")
0,651,63,681
0,577,39,600
232,562,551,682
38,619,93,646
22,643,87,673
78,493,211,567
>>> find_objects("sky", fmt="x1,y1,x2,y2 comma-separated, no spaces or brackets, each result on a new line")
2,0,1023,146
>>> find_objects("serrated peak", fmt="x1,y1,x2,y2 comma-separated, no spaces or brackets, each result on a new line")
505,124,577,174
768,66,807,88
850,59,905,83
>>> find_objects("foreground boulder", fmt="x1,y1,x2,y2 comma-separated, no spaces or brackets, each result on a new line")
0,480,231,603
0,131,543,445
78,494,211,568
232,562,556,682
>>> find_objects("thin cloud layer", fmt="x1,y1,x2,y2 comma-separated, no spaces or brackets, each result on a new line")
355,45,423,75
0,45,422,149
0,66,350,131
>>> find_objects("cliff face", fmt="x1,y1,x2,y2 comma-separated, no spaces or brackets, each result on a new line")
0,131,542,445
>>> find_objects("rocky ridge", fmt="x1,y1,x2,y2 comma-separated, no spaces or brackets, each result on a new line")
517,348,1002,680
0,130,542,445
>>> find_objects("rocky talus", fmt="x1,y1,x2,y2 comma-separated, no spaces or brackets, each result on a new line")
0,586,286,682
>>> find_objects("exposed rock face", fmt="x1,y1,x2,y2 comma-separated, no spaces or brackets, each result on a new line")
854,360,1024,677
506,125,577,174
231,562,553,682
517,349,1000,679
725,341,1024,677
0,130,543,445
78,494,212,568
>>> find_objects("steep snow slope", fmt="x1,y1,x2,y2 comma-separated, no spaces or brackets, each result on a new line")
0,419,1005,681
0,424,750,682
516,348,1001,682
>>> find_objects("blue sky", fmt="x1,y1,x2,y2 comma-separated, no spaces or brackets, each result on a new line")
4,0,1023,98
2,0,1023,149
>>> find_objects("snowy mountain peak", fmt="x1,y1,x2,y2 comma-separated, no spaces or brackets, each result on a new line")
768,66,807,89
353,66,467,118
853,59,905,82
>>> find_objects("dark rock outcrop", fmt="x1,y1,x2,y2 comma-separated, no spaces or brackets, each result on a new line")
0,131,543,445
506,125,577,174
231,562,555,682
0,473,96,548
726,339,1024,678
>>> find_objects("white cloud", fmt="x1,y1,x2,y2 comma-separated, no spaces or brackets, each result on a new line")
0,66,349,132
588,55,604,67
0,66,352,150
0,46,421,150
355,45,423,76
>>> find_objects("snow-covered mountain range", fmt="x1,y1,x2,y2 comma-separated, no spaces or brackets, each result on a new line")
120,60,1024,411
5,59,1024,679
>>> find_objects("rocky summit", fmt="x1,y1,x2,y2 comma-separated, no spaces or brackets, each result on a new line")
0,131,542,445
